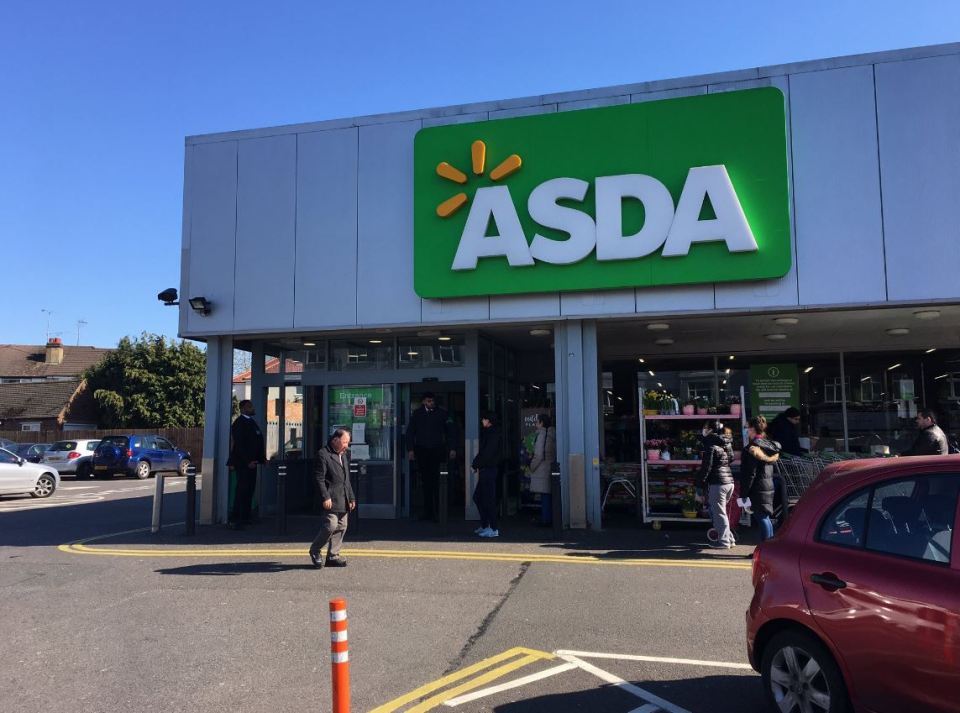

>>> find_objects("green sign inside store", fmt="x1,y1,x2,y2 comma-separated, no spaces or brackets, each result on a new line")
413,87,791,298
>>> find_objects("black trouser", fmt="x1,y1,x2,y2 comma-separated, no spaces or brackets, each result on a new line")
415,446,445,519
231,465,257,524
473,467,498,530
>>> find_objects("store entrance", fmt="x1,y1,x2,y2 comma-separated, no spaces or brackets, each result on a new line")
399,382,466,520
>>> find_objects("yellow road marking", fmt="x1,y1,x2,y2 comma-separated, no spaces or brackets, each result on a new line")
58,542,750,569
369,647,551,713
407,654,543,712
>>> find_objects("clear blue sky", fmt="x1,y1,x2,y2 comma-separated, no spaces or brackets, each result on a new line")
2,1,957,348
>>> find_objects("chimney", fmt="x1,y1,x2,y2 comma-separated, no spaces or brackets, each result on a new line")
45,337,64,365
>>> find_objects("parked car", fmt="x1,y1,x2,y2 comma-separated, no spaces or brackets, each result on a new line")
14,443,52,463
0,447,59,498
747,455,960,713
43,439,101,479
92,435,192,479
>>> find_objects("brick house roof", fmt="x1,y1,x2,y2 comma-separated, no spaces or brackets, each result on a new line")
0,344,112,379
0,380,97,423
232,357,303,384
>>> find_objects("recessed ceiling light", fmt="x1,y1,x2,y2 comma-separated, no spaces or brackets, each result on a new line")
803,366,814,374
886,328,910,336
914,310,941,320
655,337,674,346
369,339,382,344
861,376,871,382
657,382,663,388
529,328,551,336
648,370,655,377
926,348,937,354
637,357,645,363
647,323,670,331
774,317,799,325
437,336,452,342
407,351,419,356
728,355,735,360
302,341,316,347
616,396,623,401
765,333,788,341
887,363,902,371
935,373,949,380
725,368,731,375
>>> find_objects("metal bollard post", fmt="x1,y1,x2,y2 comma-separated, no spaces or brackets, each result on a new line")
151,473,165,534
185,466,197,536
551,466,562,537
329,598,350,713
276,463,287,535
438,465,449,530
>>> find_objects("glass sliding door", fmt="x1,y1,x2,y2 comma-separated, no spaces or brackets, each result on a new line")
327,384,397,518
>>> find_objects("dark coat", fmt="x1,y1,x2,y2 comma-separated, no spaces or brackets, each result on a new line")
314,444,355,512
228,415,265,468
406,406,457,450
697,433,735,487
769,414,805,456
472,426,501,470
902,424,949,456
739,437,781,517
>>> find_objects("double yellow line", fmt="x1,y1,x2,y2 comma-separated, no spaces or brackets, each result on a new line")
59,541,750,570
369,647,554,712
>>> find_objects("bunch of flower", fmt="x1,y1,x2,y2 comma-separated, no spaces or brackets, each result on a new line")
644,438,670,450
643,390,663,409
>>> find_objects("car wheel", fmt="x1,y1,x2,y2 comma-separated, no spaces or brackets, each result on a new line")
76,462,93,480
30,474,56,498
761,630,849,713
178,459,191,476
135,460,151,480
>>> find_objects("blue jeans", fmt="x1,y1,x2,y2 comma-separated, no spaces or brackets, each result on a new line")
756,513,774,542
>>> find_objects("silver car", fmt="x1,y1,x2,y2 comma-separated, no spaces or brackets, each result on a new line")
0,447,59,498
43,439,101,479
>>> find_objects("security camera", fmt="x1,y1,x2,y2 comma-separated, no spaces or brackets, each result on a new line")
157,288,179,305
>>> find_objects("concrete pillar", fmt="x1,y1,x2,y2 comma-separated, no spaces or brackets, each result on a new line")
464,331,480,520
200,335,234,525
554,320,601,529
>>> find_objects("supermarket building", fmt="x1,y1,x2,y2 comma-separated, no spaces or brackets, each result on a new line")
179,42,960,528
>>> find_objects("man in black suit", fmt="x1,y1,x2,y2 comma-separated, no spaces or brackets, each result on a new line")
406,392,458,521
228,399,266,529
309,429,356,569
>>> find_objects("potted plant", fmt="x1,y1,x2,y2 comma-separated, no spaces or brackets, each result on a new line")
726,394,742,416
642,390,662,416
644,438,665,461
680,486,699,518
681,399,696,416
695,396,709,415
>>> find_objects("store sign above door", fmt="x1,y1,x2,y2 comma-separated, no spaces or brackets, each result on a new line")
413,87,790,298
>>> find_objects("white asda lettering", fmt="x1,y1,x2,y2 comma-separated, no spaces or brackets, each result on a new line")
450,165,757,271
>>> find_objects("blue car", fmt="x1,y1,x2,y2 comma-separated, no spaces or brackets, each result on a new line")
92,435,192,479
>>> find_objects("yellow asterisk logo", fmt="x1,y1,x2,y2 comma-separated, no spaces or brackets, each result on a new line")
435,140,522,218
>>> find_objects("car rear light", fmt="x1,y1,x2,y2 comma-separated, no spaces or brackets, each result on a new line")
752,545,762,583
126,449,133,457
68,452,81,459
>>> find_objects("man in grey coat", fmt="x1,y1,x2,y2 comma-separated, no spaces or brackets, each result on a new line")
309,429,356,569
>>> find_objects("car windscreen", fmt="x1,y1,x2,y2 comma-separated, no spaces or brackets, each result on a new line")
99,436,129,447
51,441,79,451
85,440,101,450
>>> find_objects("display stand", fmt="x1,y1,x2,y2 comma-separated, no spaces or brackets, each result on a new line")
639,386,747,526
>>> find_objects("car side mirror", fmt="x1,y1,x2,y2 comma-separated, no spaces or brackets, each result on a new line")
17,457,24,467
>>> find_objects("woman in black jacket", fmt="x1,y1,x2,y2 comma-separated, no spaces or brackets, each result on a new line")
471,412,501,538
697,421,736,549
739,416,781,542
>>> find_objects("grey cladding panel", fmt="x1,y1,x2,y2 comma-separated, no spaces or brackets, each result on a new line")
876,55,960,301
791,66,886,305
357,120,423,325
185,141,237,334
295,129,359,329
235,135,297,331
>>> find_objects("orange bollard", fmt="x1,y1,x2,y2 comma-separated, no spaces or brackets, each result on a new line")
329,598,350,713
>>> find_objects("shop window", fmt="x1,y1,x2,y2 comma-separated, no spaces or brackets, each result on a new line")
398,336,464,368
330,340,395,371
824,376,847,404
859,376,882,403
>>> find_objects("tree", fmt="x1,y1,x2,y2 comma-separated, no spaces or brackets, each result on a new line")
84,333,206,428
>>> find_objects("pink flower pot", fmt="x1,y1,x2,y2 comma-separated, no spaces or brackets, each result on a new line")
696,407,708,415
729,404,741,416
682,405,695,415
646,449,661,461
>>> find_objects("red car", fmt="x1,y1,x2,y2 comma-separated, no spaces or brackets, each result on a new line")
746,455,960,713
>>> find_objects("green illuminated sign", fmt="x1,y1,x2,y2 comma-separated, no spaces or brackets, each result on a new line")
414,87,790,298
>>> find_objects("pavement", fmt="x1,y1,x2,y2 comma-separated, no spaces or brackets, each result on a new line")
1,479,768,713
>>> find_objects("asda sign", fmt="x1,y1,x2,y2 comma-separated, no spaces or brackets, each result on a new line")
414,87,791,298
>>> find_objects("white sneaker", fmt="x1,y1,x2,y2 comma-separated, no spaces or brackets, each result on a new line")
479,529,499,538
474,526,487,535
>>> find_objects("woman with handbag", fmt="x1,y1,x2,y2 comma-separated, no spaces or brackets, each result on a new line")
528,414,556,526
739,416,781,542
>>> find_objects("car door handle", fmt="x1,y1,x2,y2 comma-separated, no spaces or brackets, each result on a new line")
811,572,847,591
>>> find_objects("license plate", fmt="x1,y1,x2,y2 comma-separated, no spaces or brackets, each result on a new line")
50,456,64,461
94,465,107,471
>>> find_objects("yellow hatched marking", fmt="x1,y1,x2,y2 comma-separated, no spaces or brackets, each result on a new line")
407,654,545,712
58,542,750,569
471,140,486,175
436,162,467,184
490,154,522,181
369,647,551,713
436,192,468,218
